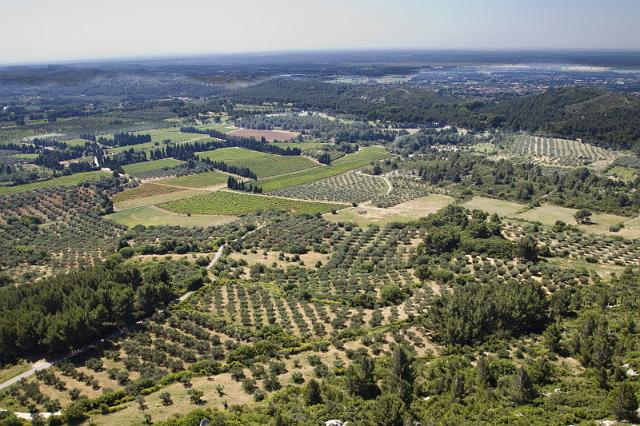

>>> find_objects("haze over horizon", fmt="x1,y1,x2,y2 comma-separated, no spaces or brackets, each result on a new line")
1,0,639,65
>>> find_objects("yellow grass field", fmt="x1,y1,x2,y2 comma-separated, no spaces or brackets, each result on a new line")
462,196,640,238
106,205,236,227
325,194,454,226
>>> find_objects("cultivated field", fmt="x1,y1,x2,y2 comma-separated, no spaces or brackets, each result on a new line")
197,148,316,178
112,183,183,203
106,205,236,227
194,123,236,133
271,172,389,203
161,190,346,216
62,138,92,147
259,147,391,191
0,171,110,196
155,171,229,188
512,135,617,166
122,158,185,177
227,128,299,142
113,188,202,211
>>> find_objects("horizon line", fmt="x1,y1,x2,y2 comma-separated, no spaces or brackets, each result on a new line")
3,47,640,68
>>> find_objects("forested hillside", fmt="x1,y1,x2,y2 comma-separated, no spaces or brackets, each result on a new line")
490,87,640,151
234,80,640,150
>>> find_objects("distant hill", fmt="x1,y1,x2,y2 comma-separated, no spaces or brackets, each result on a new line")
487,87,640,151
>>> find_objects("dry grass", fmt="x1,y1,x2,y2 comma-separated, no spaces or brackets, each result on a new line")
229,251,330,269
461,196,527,216
113,189,201,210
112,183,182,203
87,373,252,425
106,205,236,228
325,194,454,226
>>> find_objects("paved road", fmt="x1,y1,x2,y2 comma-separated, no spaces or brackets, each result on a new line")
0,361,52,392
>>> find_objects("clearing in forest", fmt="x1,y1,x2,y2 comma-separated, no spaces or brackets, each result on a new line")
463,196,639,238
325,194,454,226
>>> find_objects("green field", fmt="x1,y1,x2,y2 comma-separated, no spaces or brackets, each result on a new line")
106,205,236,227
270,141,329,153
122,158,185,176
107,128,216,154
259,146,392,192
11,153,38,159
156,171,228,188
0,171,110,196
138,128,212,144
461,196,528,216
161,190,345,216
194,123,236,133
63,138,92,147
197,148,317,178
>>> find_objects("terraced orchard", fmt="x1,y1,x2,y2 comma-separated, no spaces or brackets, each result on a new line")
372,176,432,207
0,181,125,278
512,135,616,166
270,172,389,203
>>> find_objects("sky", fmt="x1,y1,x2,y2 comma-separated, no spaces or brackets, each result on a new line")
1,0,639,64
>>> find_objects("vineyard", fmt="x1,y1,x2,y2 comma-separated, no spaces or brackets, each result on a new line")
0,171,110,196
270,172,389,203
112,183,183,204
371,177,432,207
197,148,316,178
155,171,228,188
121,158,185,177
512,135,617,166
160,191,346,216
107,128,214,154
258,146,392,192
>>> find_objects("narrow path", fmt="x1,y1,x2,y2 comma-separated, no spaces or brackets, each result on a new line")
382,175,393,195
0,408,61,421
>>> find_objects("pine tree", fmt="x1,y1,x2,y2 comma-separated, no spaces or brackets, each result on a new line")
384,345,415,404
509,367,536,404
304,379,322,406
610,383,638,422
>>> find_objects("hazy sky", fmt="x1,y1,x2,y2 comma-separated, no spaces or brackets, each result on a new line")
1,0,639,64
